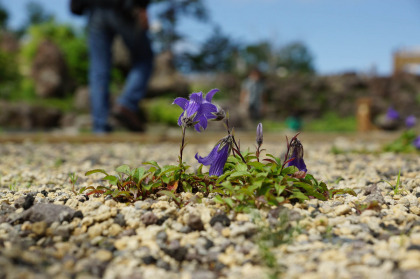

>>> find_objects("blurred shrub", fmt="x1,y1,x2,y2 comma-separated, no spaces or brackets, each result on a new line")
21,19,88,86
143,97,181,126
0,48,21,99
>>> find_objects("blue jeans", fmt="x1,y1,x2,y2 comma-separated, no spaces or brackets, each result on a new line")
88,8,153,133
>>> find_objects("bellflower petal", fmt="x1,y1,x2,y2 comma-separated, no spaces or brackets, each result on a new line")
196,137,231,176
414,136,420,149
173,90,219,131
406,115,417,128
287,138,307,173
173,97,188,109
386,107,399,121
205,88,219,103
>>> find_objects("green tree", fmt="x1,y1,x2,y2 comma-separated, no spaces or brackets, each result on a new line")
0,1,8,29
276,41,315,74
177,26,238,72
152,0,209,52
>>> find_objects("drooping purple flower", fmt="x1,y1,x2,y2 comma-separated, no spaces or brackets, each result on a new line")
173,89,219,132
195,136,231,176
287,138,307,173
386,107,399,121
414,136,420,150
256,123,263,147
405,115,417,128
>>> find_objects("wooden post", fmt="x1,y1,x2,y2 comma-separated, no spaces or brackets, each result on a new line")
356,98,372,132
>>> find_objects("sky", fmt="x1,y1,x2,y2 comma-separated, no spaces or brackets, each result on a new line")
4,0,420,75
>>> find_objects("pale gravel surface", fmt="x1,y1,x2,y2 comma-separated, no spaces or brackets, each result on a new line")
0,136,419,279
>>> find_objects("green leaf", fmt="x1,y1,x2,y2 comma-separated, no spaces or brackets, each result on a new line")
115,164,131,175
103,175,118,185
157,165,179,178
228,171,251,180
216,170,234,184
85,169,109,176
235,163,248,172
294,182,327,201
143,160,161,169
291,190,309,201
158,190,181,204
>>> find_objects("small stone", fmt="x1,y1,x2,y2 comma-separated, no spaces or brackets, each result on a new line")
114,213,126,227
142,255,157,265
335,204,351,216
94,249,113,262
210,214,231,227
108,224,122,237
187,214,204,231
141,212,158,226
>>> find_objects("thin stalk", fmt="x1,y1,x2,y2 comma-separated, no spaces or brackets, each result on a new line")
179,126,186,166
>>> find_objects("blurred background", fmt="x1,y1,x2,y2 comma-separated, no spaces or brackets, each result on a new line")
0,0,420,134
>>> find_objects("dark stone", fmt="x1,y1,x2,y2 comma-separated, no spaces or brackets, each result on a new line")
142,255,157,265
162,240,188,262
73,210,84,219
204,238,214,250
364,184,385,205
10,203,77,225
407,245,420,251
40,190,48,197
210,214,231,227
140,212,158,226
156,230,168,242
156,216,169,225
14,194,34,210
156,259,171,271
416,192,420,198
187,214,204,231
114,213,126,227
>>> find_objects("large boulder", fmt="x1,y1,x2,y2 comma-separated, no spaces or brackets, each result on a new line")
0,101,62,130
31,40,71,98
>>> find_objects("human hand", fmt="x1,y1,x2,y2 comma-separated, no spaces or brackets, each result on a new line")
136,8,149,30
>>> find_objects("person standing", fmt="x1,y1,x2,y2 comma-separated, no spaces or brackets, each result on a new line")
240,67,265,122
70,0,153,133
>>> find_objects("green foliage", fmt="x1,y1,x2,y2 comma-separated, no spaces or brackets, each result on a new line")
305,112,357,132
83,147,354,212
0,48,21,99
383,129,418,153
144,98,183,126
382,169,406,195
276,41,315,75
21,19,88,85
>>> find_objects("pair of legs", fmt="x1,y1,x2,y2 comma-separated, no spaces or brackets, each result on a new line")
88,8,153,133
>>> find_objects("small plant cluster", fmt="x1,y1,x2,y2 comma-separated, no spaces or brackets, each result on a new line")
83,89,354,211
383,108,420,153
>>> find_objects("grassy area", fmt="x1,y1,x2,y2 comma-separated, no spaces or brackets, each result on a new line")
304,112,357,132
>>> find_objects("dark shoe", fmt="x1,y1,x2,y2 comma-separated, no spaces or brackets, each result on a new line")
113,105,146,132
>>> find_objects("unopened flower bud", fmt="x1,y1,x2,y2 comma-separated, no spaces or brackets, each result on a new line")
256,123,263,147
212,106,226,121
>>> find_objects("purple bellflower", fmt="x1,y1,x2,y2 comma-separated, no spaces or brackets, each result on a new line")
287,138,307,173
414,136,420,150
386,107,399,121
195,136,231,176
405,115,417,128
173,89,219,132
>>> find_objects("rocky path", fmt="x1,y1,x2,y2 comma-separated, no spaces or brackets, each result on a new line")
0,137,419,279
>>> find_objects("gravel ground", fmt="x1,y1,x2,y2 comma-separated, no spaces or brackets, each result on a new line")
0,136,420,279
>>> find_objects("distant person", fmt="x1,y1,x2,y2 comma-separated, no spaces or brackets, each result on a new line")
70,0,153,133
240,67,266,122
